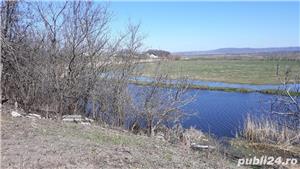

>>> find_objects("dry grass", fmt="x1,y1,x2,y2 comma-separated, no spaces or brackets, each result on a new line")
243,115,300,146
232,114,300,160
1,107,239,169
227,115,300,169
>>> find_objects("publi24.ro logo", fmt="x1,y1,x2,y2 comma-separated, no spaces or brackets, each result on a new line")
237,156,298,166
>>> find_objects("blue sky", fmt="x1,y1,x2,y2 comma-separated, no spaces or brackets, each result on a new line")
109,1,299,52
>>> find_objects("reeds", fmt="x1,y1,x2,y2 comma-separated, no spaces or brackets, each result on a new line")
243,115,299,146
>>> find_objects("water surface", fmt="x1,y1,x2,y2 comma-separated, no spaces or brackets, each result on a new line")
133,76,300,91
129,84,276,138
181,90,273,137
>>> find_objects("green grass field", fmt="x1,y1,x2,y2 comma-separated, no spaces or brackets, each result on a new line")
141,58,300,84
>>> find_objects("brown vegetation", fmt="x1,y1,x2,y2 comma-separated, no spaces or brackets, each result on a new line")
1,107,237,169
1,0,191,133
243,115,299,147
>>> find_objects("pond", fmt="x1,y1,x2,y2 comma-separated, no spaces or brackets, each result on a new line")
87,77,297,138
181,90,274,138
129,84,275,138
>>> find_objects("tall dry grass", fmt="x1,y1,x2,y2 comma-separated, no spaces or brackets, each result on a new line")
243,115,299,146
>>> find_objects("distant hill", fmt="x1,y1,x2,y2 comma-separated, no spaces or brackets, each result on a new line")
174,47,300,56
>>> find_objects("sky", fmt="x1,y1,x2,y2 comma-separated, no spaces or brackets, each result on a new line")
108,1,299,52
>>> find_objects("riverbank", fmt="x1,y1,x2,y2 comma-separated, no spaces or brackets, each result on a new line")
130,81,300,96
2,103,299,168
229,115,300,168
1,105,238,169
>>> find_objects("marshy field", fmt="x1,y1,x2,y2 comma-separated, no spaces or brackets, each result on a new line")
141,58,300,84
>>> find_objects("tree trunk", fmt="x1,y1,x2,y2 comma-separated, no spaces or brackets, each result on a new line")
147,114,152,137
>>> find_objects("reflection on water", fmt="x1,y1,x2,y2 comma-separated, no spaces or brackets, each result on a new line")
129,84,275,138
87,82,294,138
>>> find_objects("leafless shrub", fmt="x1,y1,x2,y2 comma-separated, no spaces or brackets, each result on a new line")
241,65,300,151
1,1,195,137
182,127,206,145
1,1,140,123
269,65,300,130
130,62,196,136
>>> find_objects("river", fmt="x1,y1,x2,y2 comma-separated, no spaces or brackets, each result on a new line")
129,78,299,138
88,76,298,138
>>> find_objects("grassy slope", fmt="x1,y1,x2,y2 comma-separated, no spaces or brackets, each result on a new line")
1,110,238,169
141,58,300,84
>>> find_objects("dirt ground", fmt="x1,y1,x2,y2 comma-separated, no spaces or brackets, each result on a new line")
1,105,237,169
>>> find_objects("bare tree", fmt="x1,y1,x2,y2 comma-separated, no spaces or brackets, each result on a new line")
269,66,300,130
1,0,38,111
130,63,195,136
1,1,142,122
89,22,144,126
1,0,194,139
